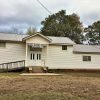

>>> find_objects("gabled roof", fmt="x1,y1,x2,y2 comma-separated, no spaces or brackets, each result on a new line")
47,36,76,45
0,32,75,45
23,33,75,45
0,33,27,42
23,33,52,42
73,45,100,54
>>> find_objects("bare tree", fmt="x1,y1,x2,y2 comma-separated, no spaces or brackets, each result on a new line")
26,26,37,35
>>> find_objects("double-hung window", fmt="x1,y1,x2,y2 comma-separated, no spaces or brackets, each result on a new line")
62,45,67,50
83,56,91,61
0,42,6,48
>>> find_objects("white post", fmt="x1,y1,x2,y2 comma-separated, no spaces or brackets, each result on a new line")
46,44,49,66
25,43,28,67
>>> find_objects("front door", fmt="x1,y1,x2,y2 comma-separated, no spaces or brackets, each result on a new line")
30,52,42,66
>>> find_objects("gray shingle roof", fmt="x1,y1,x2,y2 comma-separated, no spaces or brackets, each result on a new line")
73,45,100,53
0,33,27,42
47,36,75,45
0,33,75,44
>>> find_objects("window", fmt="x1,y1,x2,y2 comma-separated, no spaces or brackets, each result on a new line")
30,53,33,60
62,45,67,50
37,53,41,60
30,53,41,60
39,54,41,60
83,56,91,61
37,54,38,60
30,53,35,60
0,42,6,48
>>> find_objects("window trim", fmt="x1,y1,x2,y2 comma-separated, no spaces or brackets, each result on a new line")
62,45,67,50
83,56,91,62
0,42,6,48
30,53,35,60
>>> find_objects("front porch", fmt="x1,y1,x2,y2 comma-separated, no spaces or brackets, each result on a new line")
22,33,51,73
26,43,48,65
25,43,48,72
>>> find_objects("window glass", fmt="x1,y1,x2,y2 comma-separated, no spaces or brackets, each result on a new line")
0,42,6,48
30,53,32,60
37,54,38,60
39,54,41,60
83,56,91,61
62,45,67,50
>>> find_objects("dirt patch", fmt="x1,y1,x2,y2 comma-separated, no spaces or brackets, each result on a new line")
0,73,100,100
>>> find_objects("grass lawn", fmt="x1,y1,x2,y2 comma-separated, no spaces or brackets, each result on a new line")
0,72,100,100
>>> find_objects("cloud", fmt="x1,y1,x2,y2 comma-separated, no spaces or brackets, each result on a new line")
0,0,99,32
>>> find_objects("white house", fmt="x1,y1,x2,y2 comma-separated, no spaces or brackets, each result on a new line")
0,32,100,72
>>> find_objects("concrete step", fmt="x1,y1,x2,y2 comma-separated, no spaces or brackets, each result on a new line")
29,66,44,73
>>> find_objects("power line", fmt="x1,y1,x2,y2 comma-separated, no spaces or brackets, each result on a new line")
36,0,52,14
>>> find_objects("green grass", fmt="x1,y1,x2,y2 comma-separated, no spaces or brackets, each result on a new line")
0,72,20,77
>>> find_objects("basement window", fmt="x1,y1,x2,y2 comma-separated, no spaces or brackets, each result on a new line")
62,45,67,50
83,56,91,61
0,42,6,48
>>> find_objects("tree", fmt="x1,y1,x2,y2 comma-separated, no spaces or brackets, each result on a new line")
85,21,100,45
41,10,83,43
26,27,37,35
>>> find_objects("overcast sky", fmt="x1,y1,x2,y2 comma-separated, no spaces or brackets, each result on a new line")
0,0,100,33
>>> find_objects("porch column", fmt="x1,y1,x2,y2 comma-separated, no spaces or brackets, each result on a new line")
46,44,49,66
25,43,28,67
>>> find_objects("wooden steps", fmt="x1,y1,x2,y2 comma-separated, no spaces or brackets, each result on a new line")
32,66,43,73
29,66,48,73
29,66,43,73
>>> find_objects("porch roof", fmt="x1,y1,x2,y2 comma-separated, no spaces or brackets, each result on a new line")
27,43,47,48
23,33,52,42
23,33,76,45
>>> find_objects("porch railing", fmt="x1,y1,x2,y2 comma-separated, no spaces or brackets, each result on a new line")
0,60,25,72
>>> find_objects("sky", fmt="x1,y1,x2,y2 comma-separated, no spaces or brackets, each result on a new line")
0,0,100,33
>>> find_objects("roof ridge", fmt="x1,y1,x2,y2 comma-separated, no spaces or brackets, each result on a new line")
47,36,69,38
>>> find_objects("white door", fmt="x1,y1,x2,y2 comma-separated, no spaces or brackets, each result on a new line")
30,52,42,66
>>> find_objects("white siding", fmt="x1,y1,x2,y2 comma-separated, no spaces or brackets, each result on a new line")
1,36,100,69
46,45,100,69
26,35,50,44
0,42,26,64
